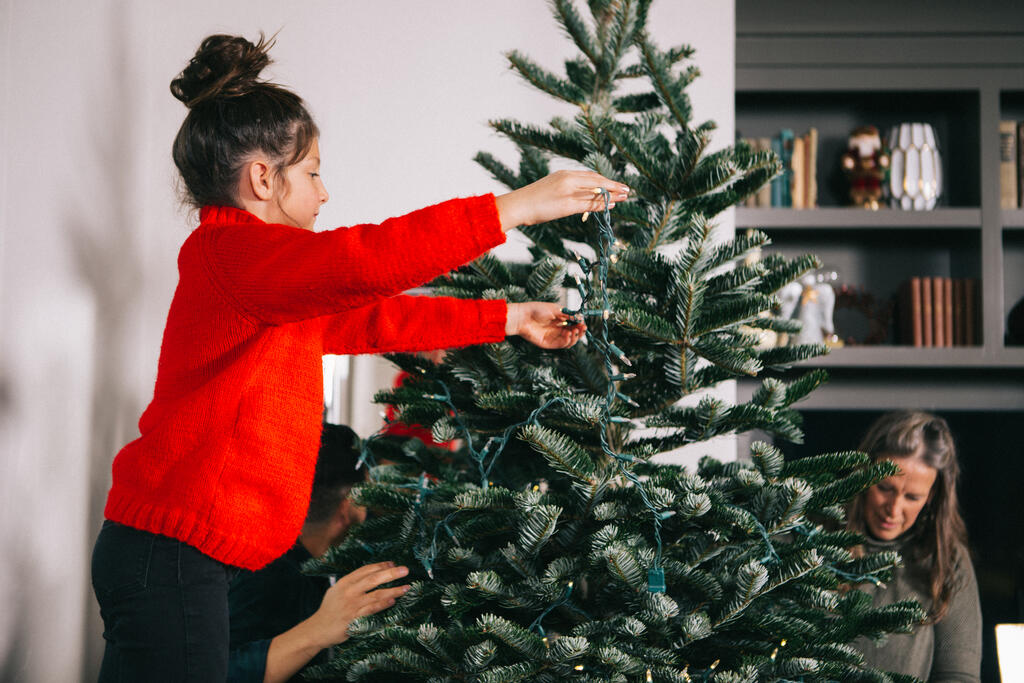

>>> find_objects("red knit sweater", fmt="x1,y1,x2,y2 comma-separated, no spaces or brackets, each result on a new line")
104,196,507,570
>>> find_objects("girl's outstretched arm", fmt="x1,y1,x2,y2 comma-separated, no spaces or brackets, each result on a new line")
197,171,627,327
198,196,506,326
321,295,507,355
495,170,630,232
321,297,584,355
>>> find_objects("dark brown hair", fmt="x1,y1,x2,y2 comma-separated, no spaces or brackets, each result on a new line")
305,423,364,525
170,33,319,209
848,410,970,622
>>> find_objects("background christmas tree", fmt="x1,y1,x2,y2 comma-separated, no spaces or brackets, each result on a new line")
306,1,925,681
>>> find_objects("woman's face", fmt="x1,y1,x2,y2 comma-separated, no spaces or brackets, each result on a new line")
863,454,937,541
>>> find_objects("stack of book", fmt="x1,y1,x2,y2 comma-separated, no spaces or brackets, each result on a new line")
897,277,979,347
741,127,818,208
999,120,1024,209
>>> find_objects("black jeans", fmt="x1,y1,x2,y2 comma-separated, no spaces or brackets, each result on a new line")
91,521,237,682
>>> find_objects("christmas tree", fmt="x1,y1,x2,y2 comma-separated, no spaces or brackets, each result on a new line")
306,2,924,681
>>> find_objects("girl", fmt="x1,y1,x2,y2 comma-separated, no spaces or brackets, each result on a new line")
849,411,982,681
91,33,629,681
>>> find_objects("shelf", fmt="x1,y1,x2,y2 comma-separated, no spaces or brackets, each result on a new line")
735,90,981,207
790,346,1024,368
1003,209,1024,229
737,207,982,229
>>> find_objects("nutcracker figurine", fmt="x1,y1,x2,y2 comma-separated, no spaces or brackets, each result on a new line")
841,125,890,209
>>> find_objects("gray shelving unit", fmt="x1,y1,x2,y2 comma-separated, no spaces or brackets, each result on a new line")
735,9,1024,679
735,10,1024,412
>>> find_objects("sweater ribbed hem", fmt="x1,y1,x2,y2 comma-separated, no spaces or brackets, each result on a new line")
104,492,295,570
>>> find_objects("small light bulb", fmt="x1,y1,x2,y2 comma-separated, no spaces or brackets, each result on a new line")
574,665,584,671
542,636,550,649
710,659,720,670
646,670,653,682
780,639,787,647
609,253,619,264
770,647,778,661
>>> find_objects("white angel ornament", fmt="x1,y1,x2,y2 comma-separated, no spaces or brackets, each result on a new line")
778,272,837,346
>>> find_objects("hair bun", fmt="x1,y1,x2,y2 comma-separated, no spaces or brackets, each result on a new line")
170,33,273,108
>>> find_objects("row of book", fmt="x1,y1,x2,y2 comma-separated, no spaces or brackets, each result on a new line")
740,128,819,209
897,277,979,347
998,120,1024,209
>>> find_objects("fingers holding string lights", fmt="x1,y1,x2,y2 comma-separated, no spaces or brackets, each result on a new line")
581,186,623,222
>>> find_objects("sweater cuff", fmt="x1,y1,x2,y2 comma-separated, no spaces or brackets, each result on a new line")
462,194,506,253
476,299,508,344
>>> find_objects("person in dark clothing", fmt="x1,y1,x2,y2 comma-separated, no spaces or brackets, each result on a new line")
228,423,396,682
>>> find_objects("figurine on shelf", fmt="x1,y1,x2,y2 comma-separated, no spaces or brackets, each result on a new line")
778,271,841,348
841,125,890,210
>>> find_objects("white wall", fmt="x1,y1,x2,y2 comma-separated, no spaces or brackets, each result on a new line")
0,2,734,679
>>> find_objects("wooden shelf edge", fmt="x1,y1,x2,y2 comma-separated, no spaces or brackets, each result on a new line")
737,207,982,229
782,346,1024,368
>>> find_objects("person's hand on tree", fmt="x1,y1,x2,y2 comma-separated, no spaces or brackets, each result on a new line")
494,170,630,232
506,302,585,349
307,561,410,647
262,561,411,682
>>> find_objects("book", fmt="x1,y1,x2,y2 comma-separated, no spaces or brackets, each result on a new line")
1000,120,1018,209
770,135,785,207
806,127,818,208
1018,122,1024,208
932,276,945,347
943,277,953,347
899,277,924,347
777,129,794,207
791,135,806,209
921,277,933,347
781,129,794,208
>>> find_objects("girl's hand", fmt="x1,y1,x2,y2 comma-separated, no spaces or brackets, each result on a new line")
495,170,630,232
506,302,586,349
308,561,410,648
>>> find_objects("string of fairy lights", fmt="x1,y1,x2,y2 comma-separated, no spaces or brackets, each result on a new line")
350,192,875,680
569,191,670,594
357,189,669,591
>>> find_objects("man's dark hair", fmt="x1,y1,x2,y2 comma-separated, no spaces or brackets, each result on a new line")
305,423,363,525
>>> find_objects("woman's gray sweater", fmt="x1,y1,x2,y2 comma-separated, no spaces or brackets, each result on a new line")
855,535,982,682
